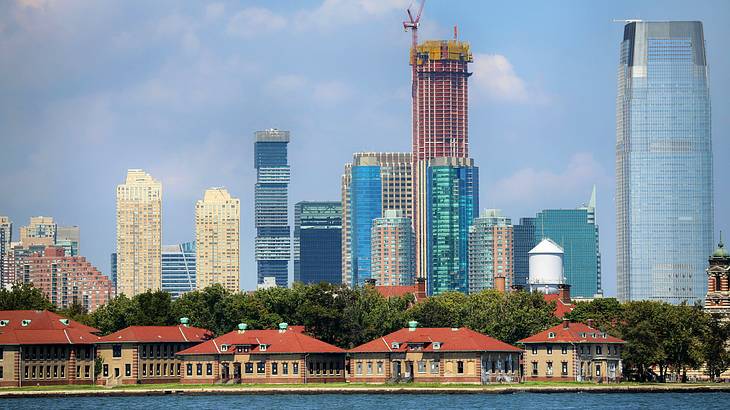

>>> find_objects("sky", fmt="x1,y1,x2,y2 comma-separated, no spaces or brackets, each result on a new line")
1,0,728,295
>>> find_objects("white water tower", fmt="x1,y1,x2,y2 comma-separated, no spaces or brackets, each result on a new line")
528,238,565,294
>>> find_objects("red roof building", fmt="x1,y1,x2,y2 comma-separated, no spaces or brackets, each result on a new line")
176,323,346,384
372,277,427,303
95,320,212,386
348,323,521,384
0,310,100,387
542,284,575,318
518,319,625,383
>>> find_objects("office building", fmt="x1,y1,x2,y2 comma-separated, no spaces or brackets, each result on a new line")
616,21,714,304
513,217,536,289
370,209,415,287
195,188,240,292
161,242,196,300
294,201,342,285
468,209,513,294
342,152,412,287
55,226,80,257
254,129,291,288
426,157,478,295
116,169,162,297
0,216,11,288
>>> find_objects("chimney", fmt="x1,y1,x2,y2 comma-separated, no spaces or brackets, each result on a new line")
494,276,506,293
179,317,190,327
365,278,377,287
587,319,595,329
562,319,570,329
558,284,571,304
415,277,427,300
237,323,247,334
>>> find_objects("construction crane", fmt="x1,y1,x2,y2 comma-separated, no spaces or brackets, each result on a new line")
403,0,425,97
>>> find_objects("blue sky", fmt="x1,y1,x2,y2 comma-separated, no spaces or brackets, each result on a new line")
1,0,728,295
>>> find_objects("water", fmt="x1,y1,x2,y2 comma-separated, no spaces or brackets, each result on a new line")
1,392,727,410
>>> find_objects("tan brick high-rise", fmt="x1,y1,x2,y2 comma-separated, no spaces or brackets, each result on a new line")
116,169,162,296
195,188,240,292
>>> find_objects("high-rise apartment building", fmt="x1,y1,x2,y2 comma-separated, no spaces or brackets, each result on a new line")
110,252,117,289
18,246,114,311
294,201,342,285
116,169,162,297
370,209,415,287
513,217,536,289
254,129,291,288
56,226,80,256
411,40,473,286
468,209,513,294
616,21,713,304
162,242,196,300
341,152,412,287
426,157,478,295
0,216,11,288
534,188,601,298
19,216,56,248
195,187,240,292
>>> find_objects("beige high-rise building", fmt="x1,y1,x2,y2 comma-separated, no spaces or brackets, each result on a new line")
195,187,240,292
19,216,56,247
116,169,162,296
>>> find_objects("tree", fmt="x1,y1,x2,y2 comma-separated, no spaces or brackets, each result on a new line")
171,284,233,335
131,290,175,326
0,283,54,311
87,294,136,335
57,302,90,324
406,291,468,329
565,297,624,334
701,313,730,381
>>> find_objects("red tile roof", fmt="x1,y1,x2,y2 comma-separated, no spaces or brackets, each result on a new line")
349,327,521,353
518,321,625,344
544,294,575,318
98,325,212,344
0,310,100,345
375,285,418,298
177,328,345,356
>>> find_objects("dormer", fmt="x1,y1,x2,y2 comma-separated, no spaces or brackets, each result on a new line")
548,332,555,339
0,320,8,327
259,344,268,352
59,319,70,326
391,342,400,349
432,342,441,350
21,319,31,327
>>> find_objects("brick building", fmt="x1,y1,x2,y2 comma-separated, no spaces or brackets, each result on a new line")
96,320,211,385
519,319,625,382
176,323,346,384
348,322,521,384
0,310,99,387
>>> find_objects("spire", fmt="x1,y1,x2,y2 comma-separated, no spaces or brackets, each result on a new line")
712,231,729,258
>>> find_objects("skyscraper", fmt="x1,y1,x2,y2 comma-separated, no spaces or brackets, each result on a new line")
254,129,291,288
116,169,162,297
0,216,12,288
370,209,415,287
294,201,342,285
411,40,473,285
513,217,536,289
19,216,56,248
468,209,513,294
196,187,240,292
534,188,601,298
162,242,196,300
617,21,713,304
341,152,412,287
56,226,80,256
426,157,479,295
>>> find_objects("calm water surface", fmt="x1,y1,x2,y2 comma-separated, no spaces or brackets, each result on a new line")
1,392,727,410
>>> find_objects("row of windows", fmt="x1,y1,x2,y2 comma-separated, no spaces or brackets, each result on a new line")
530,344,619,356
22,365,90,379
531,361,569,376
22,346,93,361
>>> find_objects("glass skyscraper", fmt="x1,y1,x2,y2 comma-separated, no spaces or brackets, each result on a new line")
350,166,382,286
161,242,196,300
254,129,291,288
294,201,342,285
513,217,536,289
426,157,479,295
617,21,713,304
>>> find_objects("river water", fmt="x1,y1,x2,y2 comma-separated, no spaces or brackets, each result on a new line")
0,392,726,409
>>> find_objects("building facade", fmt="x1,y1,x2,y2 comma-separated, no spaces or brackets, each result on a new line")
370,209,415,287
519,320,625,382
533,188,601,298
616,21,714,304
468,209,513,294
55,226,80,257
704,235,730,315
195,188,240,292
348,323,521,384
513,217,536,289
426,157,478,295
294,201,342,285
342,152,412,287
161,243,196,300
19,216,56,248
0,216,11,288
15,247,114,311
411,40,473,287
177,323,345,384
254,129,291,288
116,169,162,297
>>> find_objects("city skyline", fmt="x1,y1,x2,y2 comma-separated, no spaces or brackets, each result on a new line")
1,1,729,295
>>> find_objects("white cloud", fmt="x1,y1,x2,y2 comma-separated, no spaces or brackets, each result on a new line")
296,0,409,30
313,81,351,103
472,53,530,102
226,7,287,38
488,153,607,206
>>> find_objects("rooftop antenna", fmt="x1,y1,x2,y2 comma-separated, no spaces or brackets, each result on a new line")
453,25,458,41
404,0,426,97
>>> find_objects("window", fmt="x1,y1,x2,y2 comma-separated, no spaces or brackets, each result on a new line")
355,362,362,375
546,361,553,376
271,363,278,375
156,363,161,376
531,346,538,355
0,366,3,379
60,365,65,378
580,345,584,354
430,361,439,374
546,345,553,354
187,364,193,376
596,364,601,377
196,364,202,376
46,365,51,378
245,362,253,374
169,364,174,376
141,345,146,359
76,366,80,378
112,345,122,358
163,364,167,376
24,366,29,379
366,362,372,375
283,363,289,375
206,363,213,376
561,362,568,376
457,361,464,374
531,362,538,376
103,364,109,377
114,367,120,378
125,364,131,377
418,361,426,373
257,362,265,374
596,346,603,355
561,345,568,354
293,362,299,374
53,366,58,378
142,364,147,376
377,361,384,375
177,364,181,376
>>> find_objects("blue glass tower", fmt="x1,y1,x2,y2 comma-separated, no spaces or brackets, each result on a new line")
617,21,713,304
350,166,382,286
513,217,536,288
294,201,342,285
426,157,479,295
161,242,196,299
254,129,291,288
